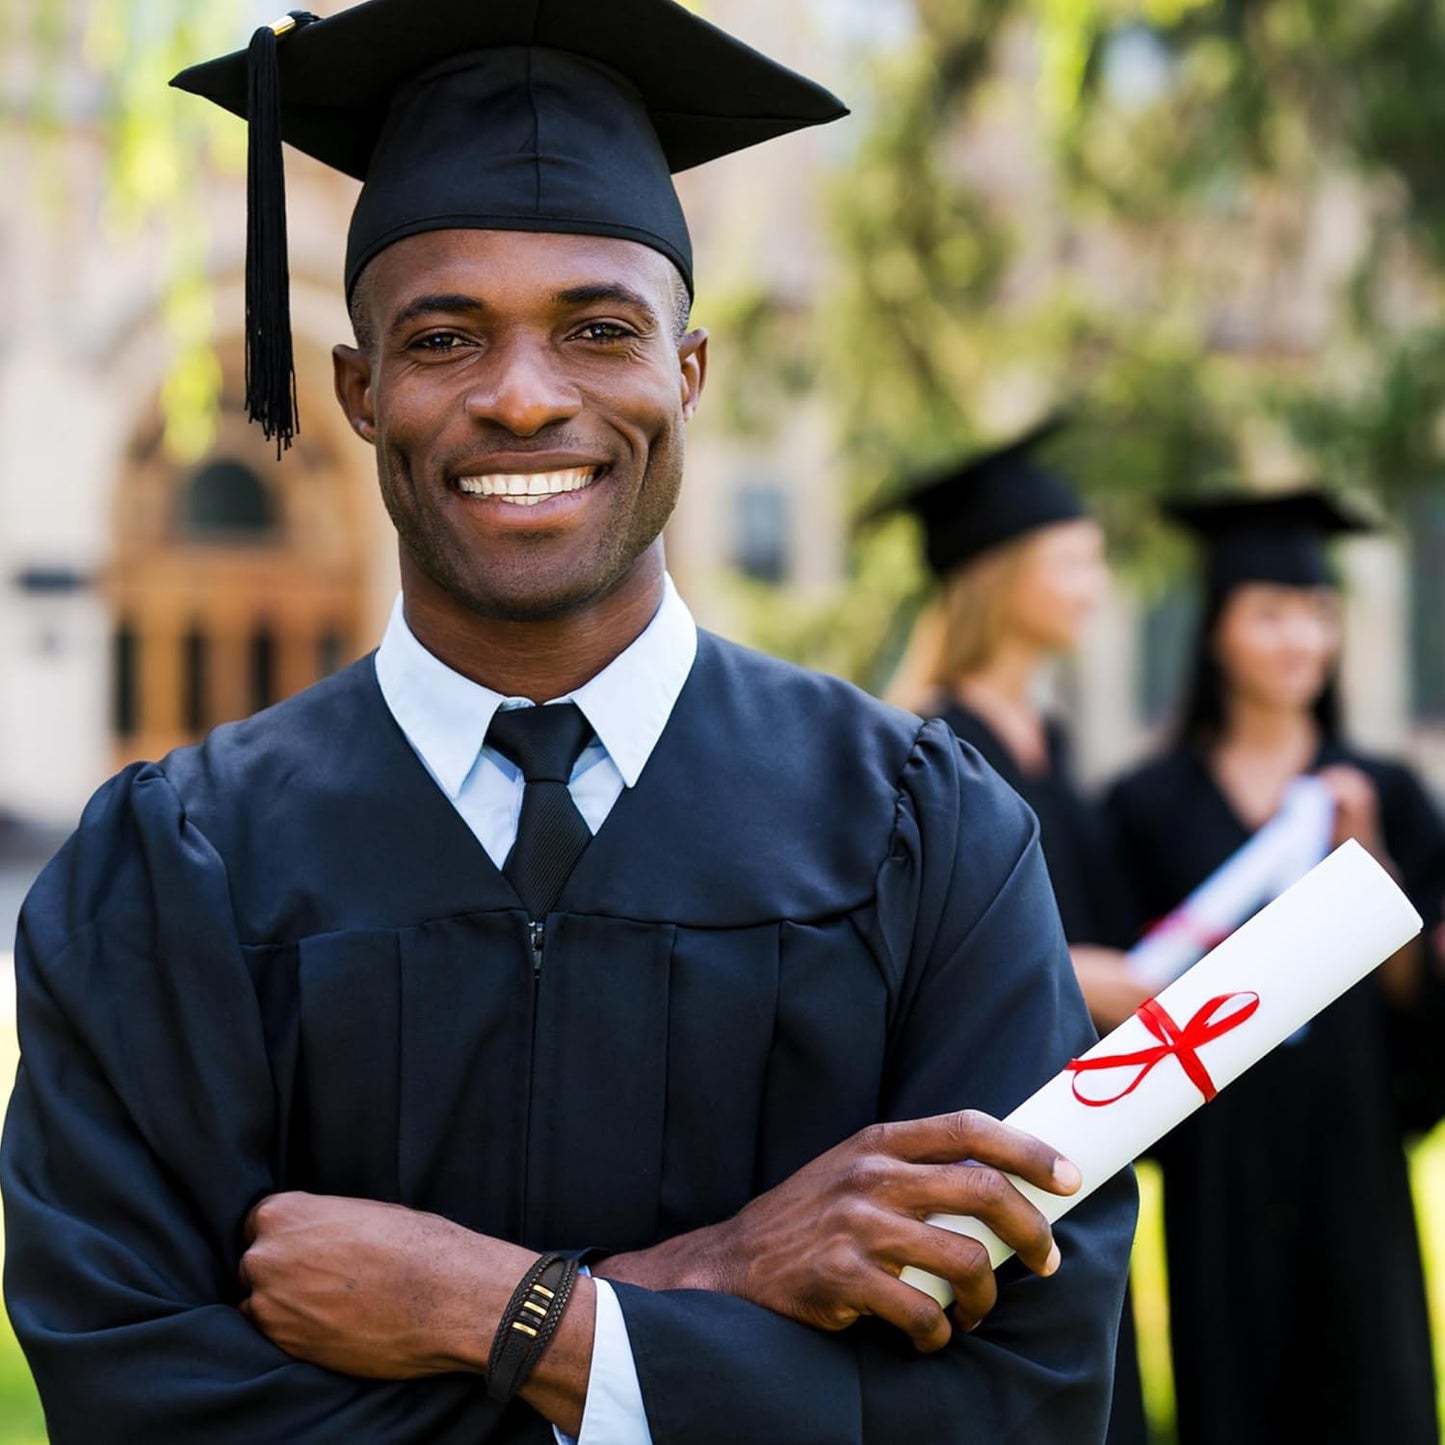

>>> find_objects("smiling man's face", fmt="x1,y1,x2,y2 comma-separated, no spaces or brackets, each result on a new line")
335,228,707,623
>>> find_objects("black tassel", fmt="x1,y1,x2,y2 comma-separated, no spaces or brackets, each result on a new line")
245,13,318,456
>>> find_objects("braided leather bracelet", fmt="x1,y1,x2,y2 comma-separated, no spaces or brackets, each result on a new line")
486,1253,580,1404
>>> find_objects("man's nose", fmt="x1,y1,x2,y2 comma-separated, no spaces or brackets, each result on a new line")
464,337,583,436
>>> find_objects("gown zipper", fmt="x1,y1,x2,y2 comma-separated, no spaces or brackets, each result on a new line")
521,917,544,1241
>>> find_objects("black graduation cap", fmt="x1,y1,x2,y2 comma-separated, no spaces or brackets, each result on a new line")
1164,488,1377,593
862,418,1088,577
171,1,848,454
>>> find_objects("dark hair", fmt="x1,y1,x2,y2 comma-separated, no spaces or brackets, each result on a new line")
1177,583,1342,749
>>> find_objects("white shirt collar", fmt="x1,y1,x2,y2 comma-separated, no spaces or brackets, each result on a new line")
374,575,698,798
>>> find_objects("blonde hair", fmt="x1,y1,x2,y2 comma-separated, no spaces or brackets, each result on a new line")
886,536,1033,713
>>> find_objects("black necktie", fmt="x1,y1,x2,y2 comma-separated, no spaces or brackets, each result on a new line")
487,703,595,919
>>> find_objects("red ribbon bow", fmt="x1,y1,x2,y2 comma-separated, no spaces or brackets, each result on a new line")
1066,992,1260,1108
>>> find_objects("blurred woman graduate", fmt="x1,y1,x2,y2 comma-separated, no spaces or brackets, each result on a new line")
1108,489,1445,1445
870,419,1152,1445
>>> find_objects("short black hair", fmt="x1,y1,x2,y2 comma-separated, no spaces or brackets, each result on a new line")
348,256,692,356
669,268,693,339
349,269,377,353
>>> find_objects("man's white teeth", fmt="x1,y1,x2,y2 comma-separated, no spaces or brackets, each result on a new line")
456,467,598,503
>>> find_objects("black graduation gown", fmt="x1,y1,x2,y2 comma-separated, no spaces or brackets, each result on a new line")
939,704,1149,1445
1,633,1136,1445
937,705,1137,951
1108,740,1445,1445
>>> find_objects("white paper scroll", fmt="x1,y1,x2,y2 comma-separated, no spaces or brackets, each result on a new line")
1126,776,1336,992
903,840,1421,1308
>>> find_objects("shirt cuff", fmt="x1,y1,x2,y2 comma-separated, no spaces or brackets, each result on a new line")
552,1274,652,1445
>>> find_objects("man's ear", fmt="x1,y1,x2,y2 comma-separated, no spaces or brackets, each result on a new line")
678,328,709,422
333,344,376,444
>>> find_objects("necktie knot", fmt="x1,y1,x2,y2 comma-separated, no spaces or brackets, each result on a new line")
486,703,595,920
487,703,594,784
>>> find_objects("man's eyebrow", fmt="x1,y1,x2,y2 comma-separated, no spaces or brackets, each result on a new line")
554,283,661,321
387,294,488,333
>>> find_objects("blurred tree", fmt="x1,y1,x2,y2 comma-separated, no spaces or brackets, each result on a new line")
8,0,245,459
87,0,247,461
735,0,1445,683
1044,0,1445,507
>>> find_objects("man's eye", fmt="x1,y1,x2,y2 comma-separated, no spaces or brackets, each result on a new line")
414,333,468,353
577,322,634,342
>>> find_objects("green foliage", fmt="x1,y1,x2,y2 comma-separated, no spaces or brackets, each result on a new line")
89,1,245,461
1278,331,1445,502
720,518,928,692
824,8,1015,481
10,1,245,461
1048,0,1445,506
704,286,820,439
736,0,1445,686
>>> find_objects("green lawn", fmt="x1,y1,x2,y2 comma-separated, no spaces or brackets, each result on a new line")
0,1313,44,1445
0,1022,43,1445
0,1026,1440,1443
1419,1133,1445,1432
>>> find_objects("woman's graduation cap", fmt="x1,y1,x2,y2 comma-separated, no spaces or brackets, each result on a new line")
862,418,1088,578
171,0,848,453
1164,488,1377,593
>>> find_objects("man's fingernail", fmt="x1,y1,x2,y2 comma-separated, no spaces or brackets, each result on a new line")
1053,1158,1083,1192
1044,1243,1062,1276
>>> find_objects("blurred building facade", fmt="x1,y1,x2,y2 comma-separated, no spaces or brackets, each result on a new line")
0,0,1440,832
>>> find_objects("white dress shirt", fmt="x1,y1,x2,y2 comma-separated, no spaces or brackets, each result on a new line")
375,576,697,1445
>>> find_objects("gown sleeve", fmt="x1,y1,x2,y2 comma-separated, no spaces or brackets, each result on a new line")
0,764,537,1445
609,721,1139,1443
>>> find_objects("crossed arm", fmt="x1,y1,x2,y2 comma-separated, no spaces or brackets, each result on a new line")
3,749,1133,1442
238,1111,1084,1437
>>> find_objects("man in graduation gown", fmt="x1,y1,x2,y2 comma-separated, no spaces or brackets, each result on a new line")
0,3,1137,1441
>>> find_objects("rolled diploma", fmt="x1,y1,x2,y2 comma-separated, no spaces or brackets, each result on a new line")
902,839,1421,1308
1126,776,1336,992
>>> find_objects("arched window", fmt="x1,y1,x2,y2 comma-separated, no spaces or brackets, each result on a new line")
180,459,277,540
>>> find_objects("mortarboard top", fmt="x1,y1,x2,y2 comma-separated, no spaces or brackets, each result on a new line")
171,0,848,453
862,417,1088,578
1164,487,1378,593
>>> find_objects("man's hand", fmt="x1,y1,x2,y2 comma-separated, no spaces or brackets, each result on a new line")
598,1110,1081,1353
240,1193,526,1379
239,1194,595,1434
